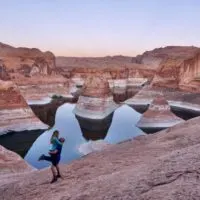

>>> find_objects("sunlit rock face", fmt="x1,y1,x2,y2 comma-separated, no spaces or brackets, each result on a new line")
0,42,68,103
133,46,200,91
0,145,34,176
0,42,55,79
110,68,129,89
0,67,48,135
73,75,118,119
179,52,200,92
137,95,184,133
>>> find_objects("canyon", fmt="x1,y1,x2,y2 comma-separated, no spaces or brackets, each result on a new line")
1,43,200,126
1,42,200,199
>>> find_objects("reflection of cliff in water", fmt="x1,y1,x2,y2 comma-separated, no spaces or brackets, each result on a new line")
75,113,114,141
30,98,74,127
113,86,141,103
0,130,44,157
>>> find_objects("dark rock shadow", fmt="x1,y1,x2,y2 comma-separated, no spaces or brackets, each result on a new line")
0,130,44,157
75,113,114,141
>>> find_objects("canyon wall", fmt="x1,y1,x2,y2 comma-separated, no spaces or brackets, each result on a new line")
0,63,48,135
133,46,200,92
1,43,200,135
0,42,69,103
0,42,55,80
56,46,200,93
179,52,200,92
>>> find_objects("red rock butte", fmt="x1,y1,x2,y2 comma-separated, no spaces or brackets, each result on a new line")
81,74,111,98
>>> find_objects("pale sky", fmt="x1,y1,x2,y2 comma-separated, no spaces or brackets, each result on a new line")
0,0,200,56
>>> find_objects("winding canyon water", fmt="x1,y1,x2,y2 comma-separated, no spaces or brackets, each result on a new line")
1,103,143,169
1,101,199,169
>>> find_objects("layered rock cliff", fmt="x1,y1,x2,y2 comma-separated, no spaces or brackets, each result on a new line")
0,64,48,135
56,46,200,96
0,42,55,78
134,46,200,91
179,52,200,92
0,42,68,103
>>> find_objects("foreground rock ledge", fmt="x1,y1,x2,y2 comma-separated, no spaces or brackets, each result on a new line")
0,145,34,176
1,117,200,200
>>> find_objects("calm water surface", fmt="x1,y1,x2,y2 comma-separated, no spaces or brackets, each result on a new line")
25,103,143,169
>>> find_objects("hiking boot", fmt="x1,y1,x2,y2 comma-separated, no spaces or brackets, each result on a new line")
57,174,62,179
50,177,57,184
38,154,45,161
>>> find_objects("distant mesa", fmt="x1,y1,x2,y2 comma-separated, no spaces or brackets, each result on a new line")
136,95,184,133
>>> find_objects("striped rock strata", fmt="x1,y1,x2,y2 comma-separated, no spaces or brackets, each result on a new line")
73,75,118,119
0,66,48,135
137,95,184,132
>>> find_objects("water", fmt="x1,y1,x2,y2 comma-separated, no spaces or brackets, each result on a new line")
24,103,143,169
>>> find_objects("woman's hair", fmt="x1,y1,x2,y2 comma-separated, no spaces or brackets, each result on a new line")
50,130,59,143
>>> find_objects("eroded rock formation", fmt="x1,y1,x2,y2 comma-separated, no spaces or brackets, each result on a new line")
0,42,69,103
179,52,200,92
0,66,48,135
136,95,184,133
134,46,200,92
73,74,118,119
0,42,55,76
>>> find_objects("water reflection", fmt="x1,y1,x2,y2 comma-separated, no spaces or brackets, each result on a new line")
30,98,76,127
24,104,143,169
75,113,114,141
113,86,140,103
